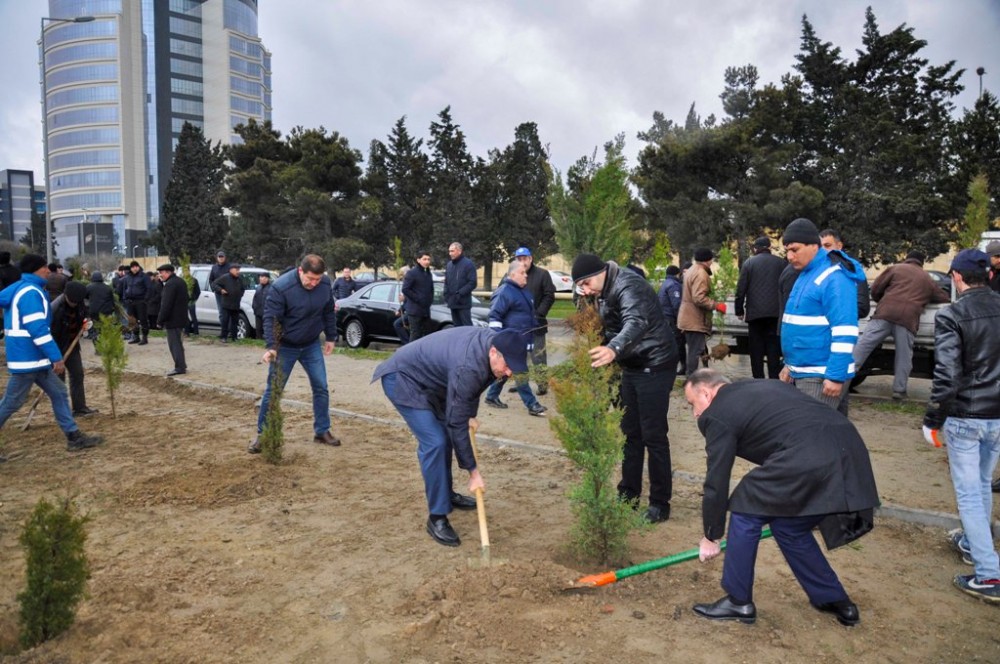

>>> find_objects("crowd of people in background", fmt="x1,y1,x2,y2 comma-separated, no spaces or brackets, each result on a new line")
0,217,999,619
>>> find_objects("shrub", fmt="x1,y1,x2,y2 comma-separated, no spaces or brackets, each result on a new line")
93,313,127,417
18,497,90,649
548,304,646,565
259,322,285,464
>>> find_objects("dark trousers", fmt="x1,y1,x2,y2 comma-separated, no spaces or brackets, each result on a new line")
187,303,199,334
666,317,686,374
617,366,675,508
126,300,148,334
219,308,239,340
166,327,186,371
408,315,430,342
722,512,849,605
684,331,708,376
394,315,410,344
59,345,86,412
255,315,264,340
450,307,473,327
747,317,782,379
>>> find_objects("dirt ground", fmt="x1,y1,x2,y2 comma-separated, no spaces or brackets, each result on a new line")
0,332,997,663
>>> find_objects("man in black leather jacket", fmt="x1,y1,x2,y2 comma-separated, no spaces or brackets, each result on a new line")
572,254,679,524
923,248,1000,603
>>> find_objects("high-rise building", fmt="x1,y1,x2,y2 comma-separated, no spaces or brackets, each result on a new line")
40,0,271,258
0,169,39,246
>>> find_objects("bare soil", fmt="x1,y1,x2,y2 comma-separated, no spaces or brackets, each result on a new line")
0,334,996,663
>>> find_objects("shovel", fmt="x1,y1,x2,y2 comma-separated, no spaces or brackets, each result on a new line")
467,426,494,567
564,527,773,592
21,325,88,432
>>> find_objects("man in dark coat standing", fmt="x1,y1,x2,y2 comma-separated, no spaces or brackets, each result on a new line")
331,267,361,301
684,369,879,627
123,260,150,345
252,272,272,340
402,250,434,342
0,251,19,288
573,253,678,524
734,236,786,379
212,264,245,342
51,281,96,416
444,242,477,326
157,264,189,376
513,246,556,394
372,326,529,547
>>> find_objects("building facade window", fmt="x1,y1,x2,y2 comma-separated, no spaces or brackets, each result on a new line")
52,170,122,190
50,149,120,170
49,127,121,150
50,0,123,16
170,77,204,96
51,192,123,212
171,98,204,115
170,57,203,77
45,42,117,68
168,16,202,39
229,96,261,115
168,0,202,16
229,75,260,97
223,0,258,35
169,37,202,58
229,55,261,77
172,117,204,133
229,34,260,57
46,19,117,47
48,85,119,110
50,106,120,128
46,63,118,89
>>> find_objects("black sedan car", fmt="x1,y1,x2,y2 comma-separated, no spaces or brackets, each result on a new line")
336,280,490,348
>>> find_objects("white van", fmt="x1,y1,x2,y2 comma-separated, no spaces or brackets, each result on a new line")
189,264,277,339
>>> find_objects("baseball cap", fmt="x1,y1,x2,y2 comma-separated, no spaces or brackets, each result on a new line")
514,247,532,258
950,249,989,273
490,329,529,373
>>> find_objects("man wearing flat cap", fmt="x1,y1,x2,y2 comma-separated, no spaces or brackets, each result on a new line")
679,248,726,376
734,237,785,379
779,218,867,408
157,264,189,376
373,326,529,547
853,250,948,400
573,253,679,524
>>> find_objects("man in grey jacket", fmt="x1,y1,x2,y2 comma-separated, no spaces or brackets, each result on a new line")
734,237,785,379
373,327,529,547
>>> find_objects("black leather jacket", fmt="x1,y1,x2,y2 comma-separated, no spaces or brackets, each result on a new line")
599,261,677,371
928,287,1000,422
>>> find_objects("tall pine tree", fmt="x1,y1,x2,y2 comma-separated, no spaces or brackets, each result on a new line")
158,122,227,263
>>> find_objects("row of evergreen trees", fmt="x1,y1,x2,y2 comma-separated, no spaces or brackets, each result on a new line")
156,9,999,275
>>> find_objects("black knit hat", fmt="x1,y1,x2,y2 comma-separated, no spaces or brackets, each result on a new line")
64,281,87,304
753,236,771,249
905,251,925,264
693,248,713,262
782,218,821,245
571,253,607,282
19,254,47,274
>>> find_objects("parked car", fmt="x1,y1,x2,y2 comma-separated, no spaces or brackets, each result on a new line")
549,269,573,292
189,264,277,339
926,270,952,294
336,280,489,348
431,270,446,282
353,270,393,284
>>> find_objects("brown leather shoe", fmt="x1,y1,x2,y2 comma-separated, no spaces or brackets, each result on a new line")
314,431,341,447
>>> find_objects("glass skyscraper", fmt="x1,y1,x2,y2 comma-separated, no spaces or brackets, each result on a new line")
40,0,271,257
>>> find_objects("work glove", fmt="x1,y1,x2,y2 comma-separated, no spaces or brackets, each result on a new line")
714,302,727,314
922,426,944,448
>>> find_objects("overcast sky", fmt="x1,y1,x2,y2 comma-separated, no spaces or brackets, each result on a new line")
1,0,997,184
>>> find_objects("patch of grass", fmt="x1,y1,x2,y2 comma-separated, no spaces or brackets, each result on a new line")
548,299,577,320
334,346,393,361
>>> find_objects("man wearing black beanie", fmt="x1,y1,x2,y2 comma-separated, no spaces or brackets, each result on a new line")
572,253,679,524
779,218,867,408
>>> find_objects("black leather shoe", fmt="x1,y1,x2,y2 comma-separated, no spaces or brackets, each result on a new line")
812,600,860,626
426,517,460,547
167,369,186,377
72,406,98,417
693,595,757,624
450,492,477,510
643,504,670,524
485,397,508,409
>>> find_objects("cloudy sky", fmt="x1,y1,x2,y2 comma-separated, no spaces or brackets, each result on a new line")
1,0,997,183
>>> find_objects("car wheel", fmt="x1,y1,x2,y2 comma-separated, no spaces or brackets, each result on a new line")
236,313,252,340
345,319,369,348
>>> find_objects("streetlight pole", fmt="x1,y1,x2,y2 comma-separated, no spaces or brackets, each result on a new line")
40,15,95,263
977,67,987,99
81,206,93,259
132,244,140,259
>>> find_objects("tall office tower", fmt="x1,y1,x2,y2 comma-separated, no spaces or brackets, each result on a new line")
41,0,271,258
0,170,39,246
